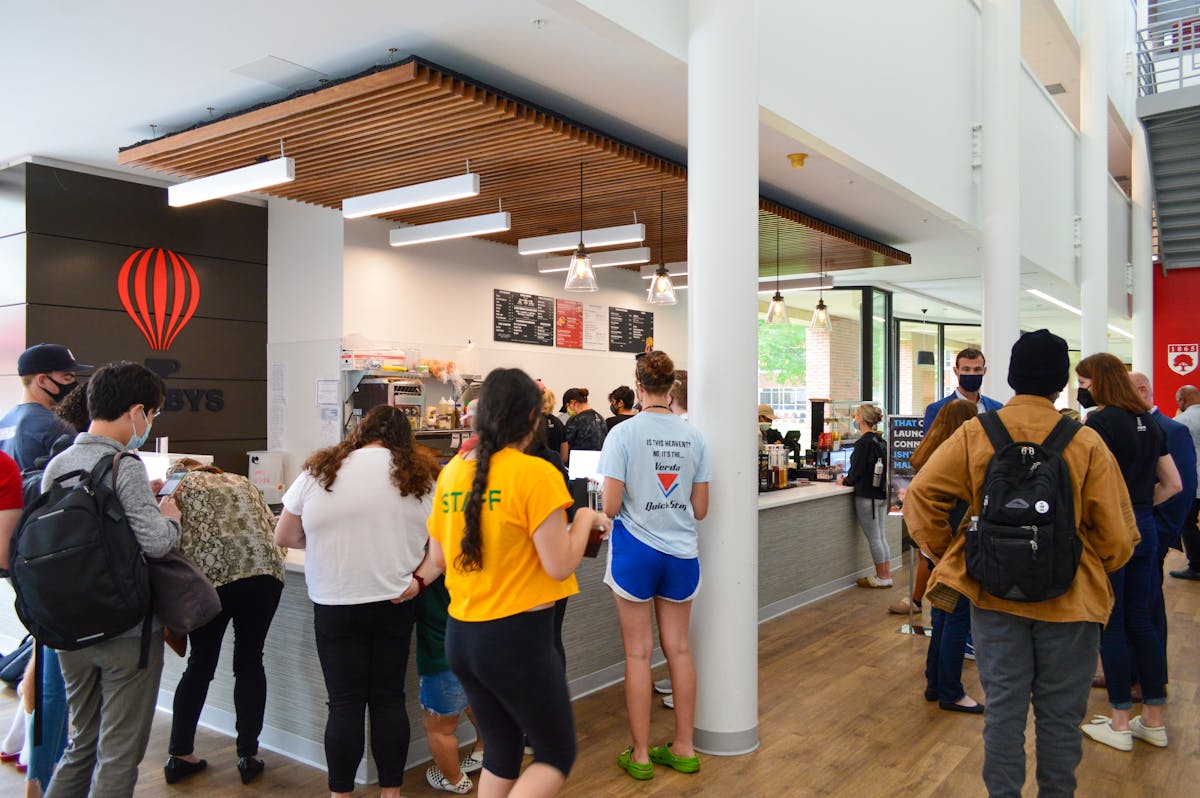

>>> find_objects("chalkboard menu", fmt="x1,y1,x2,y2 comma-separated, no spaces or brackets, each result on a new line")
494,289,555,346
608,307,654,353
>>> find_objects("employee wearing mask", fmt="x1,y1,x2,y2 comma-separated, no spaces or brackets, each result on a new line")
758,404,784,446
921,347,1004,432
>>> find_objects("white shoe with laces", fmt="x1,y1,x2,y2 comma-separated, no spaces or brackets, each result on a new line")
1081,716,1132,751
1130,715,1168,748
426,765,473,794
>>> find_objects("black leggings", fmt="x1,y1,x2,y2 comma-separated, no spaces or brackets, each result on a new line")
170,574,283,758
313,599,416,792
446,608,576,779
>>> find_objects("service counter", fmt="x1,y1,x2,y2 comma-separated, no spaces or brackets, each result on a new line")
0,481,901,780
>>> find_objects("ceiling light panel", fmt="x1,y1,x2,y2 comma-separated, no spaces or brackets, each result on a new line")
167,157,295,207
538,247,650,273
518,223,645,255
342,173,480,219
389,212,511,247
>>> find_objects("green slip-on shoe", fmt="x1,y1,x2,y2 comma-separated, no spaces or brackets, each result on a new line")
648,743,700,774
617,747,654,780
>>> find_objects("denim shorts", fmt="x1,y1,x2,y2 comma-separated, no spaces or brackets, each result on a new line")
603,520,701,603
419,668,469,717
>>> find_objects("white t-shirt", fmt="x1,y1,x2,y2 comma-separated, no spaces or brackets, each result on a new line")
282,447,430,605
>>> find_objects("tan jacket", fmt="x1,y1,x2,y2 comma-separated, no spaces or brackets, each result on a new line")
904,395,1137,624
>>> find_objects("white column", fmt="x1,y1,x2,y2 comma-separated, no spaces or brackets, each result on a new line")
980,0,1021,401
687,0,759,755
1131,121,1154,375
1079,0,1109,355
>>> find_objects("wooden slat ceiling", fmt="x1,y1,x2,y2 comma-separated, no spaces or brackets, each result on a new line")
120,57,909,273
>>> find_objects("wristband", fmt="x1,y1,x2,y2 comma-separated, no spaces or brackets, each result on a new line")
413,573,426,597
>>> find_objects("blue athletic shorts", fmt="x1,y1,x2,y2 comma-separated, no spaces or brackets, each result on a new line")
603,520,701,603
419,668,469,717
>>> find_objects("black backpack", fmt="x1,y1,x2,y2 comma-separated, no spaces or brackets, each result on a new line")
965,413,1082,602
863,433,887,489
9,452,152,656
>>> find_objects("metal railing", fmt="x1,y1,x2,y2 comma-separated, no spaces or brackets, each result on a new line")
1138,0,1200,96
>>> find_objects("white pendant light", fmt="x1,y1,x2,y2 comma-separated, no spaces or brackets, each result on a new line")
565,164,598,292
647,190,677,305
389,211,510,246
809,240,833,332
342,171,480,218
765,221,789,324
168,155,294,207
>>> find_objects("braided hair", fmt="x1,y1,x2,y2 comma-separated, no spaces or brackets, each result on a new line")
456,368,541,572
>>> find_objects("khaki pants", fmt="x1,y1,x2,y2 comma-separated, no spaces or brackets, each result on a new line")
45,634,164,798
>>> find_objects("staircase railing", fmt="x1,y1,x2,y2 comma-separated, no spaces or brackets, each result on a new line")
1139,0,1200,96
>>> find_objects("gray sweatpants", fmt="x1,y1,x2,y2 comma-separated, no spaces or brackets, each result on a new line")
46,634,165,798
853,496,890,565
970,606,1100,798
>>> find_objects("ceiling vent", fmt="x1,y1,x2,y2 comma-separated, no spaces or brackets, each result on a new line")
1044,83,1067,95
232,56,326,90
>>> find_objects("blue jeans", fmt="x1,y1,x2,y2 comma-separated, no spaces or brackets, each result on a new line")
1099,508,1166,709
26,646,69,791
925,594,971,703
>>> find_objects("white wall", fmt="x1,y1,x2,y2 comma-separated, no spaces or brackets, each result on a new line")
1108,0,1138,129
342,218,689,412
267,199,344,483
1108,178,1131,316
1020,64,1079,283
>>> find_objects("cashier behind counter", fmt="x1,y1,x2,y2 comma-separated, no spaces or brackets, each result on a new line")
758,403,783,446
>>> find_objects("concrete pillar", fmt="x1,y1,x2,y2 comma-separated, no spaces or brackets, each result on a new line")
686,0,759,756
1131,121,1154,375
980,0,1021,401
1080,0,1109,355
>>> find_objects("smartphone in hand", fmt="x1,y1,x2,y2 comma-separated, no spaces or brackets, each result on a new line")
157,472,186,497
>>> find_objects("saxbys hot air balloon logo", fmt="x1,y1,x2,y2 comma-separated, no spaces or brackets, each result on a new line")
117,248,200,351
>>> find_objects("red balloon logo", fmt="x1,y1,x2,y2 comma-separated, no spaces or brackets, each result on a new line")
117,248,201,351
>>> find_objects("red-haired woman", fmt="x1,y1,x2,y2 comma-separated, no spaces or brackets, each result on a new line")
275,405,440,798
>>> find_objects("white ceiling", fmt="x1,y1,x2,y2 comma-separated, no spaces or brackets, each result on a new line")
1,0,1131,360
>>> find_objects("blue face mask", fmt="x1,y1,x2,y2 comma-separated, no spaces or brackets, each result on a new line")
958,374,984,393
127,408,152,452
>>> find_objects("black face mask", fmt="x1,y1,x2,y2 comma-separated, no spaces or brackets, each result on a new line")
610,404,620,416
1077,387,1096,409
43,376,77,405
958,374,984,393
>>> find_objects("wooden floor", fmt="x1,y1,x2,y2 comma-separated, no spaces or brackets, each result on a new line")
3,551,1200,797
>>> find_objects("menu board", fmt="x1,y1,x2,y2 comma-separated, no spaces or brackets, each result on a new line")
555,299,583,349
608,306,654,353
494,289,555,346
583,303,608,350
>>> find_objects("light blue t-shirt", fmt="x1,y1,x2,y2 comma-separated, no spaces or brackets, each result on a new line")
599,411,711,558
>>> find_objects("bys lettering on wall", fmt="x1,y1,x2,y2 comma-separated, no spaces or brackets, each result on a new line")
143,359,224,413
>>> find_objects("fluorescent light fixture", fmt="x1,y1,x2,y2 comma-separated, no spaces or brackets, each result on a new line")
518,223,645,255
342,173,480,219
538,247,650,274
1026,288,1081,315
756,277,834,293
1107,324,1133,338
168,157,295,207
389,211,510,247
640,263,688,279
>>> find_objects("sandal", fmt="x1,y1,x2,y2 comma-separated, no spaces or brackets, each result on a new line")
617,747,654,780
648,743,700,774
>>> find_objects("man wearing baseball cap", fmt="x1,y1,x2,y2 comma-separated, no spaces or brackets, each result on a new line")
0,343,93,469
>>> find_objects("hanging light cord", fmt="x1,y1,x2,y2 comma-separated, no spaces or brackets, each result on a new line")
578,163,585,248
776,222,781,292
659,190,666,271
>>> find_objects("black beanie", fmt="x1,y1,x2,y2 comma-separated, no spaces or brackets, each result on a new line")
1008,329,1069,396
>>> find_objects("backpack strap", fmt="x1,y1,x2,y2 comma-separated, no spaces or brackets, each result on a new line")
1041,416,1081,456
977,411,1013,453
31,641,42,746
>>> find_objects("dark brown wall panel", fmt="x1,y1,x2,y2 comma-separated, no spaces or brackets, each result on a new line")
25,234,265,322
0,165,27,239
168,439,269,475
23,164,266,265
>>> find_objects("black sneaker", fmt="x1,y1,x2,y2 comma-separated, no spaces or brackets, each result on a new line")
1169,568,1200,581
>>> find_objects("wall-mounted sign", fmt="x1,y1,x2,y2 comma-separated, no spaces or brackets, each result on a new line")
117,248,201,351
494,289,554,346
583,303,608,351
555,298,583,349
1167,343,1198,376
608,306,654,353
887,415,923,511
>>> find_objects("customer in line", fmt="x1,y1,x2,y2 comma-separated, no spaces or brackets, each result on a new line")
1076,354,1181,751
669,370,687,420
43,362,180,798
606,386,637,431
905,330,1136,798
164,460,287,786
921,346,1004,431
910,399,983,714
561,387,605,463
275,405,439,798
839,404,892,589
540,385,567,463
422,367,605,798
600,351,710,781
1169,384,1200,580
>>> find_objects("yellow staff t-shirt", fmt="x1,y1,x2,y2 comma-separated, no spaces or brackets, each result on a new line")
429,447,577,622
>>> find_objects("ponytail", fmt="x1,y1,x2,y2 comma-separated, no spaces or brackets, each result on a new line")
456,436,496,572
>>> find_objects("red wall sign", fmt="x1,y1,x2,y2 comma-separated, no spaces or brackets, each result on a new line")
117,248,201,351
555,298,583,349
1153,266,1200,415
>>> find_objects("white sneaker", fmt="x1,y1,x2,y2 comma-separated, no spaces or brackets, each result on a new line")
426,765,473,794
1130,715,1168,748
460,748,484,773
662,693,674,709
654,679,673,695
1081,716,1132,752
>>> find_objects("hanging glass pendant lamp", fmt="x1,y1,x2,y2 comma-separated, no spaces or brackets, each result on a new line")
564,163,598,292
765,221,789,324
809,240,833,332
647,190,677,305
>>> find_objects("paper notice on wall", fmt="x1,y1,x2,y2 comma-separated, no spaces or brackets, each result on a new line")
316,378,340,406
583,303,608,351
319,406,341,447
269,362,287,450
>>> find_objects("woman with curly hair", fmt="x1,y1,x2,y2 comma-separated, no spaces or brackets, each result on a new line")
276,405,440,798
